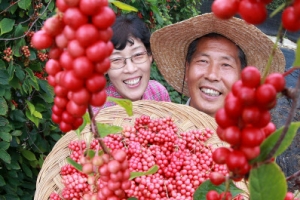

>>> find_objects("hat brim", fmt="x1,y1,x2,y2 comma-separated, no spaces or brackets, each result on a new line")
150,13,286,97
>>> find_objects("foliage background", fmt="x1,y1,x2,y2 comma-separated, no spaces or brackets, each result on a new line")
0,0,290,199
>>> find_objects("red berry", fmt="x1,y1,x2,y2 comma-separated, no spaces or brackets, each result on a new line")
212,147,230,164
206,190,220,200
209,172,225,186
239,0,267,24
265,73,285,92
241,66,261,88
212,0,239,19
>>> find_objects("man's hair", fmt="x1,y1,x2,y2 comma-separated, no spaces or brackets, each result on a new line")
111,14,151,53
186,33,247,69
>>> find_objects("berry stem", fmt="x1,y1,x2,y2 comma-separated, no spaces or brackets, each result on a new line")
87,105,112,156
262,23,283,82
282,67,299,77
286,169,300,181
265,75,300,161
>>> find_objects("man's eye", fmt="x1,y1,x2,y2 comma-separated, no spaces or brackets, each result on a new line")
222,63,231,67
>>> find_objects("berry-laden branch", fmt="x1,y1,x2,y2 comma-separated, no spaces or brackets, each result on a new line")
265,75,300,161
87,105,112,157
0,0,52,41
0,0,20,15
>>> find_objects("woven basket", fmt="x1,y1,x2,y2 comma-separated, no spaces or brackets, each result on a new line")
34,100,228,200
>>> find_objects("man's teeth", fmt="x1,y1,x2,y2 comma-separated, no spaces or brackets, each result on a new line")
124,77,140,85
201,88,220,96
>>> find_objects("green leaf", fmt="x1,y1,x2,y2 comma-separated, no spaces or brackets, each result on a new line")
193,180,244,200
151,6,164,25
0,96,8,116
33,110,42,119
21,162,32,178
13,38,26,57
5,158,20,170
27,75,39,90
96,122,123,137
127,198,138,200
0,149,11,163
107,97,133,116
14,24,25,37
0,175,5,187
18,0,31,9
21,150,37,161
252,122,300,163
293,38,300,67
0,141,10,150
0,69,9,85
15,65,25,80
0,18,15,35
38,79,54,103
26,100,35,115
9,110,27,122
130,165,159,180
11,130,22,136
7,64,15,81
25,109,40,127
75,112,90,136
66,157,82,171
110,1,138,11
0,116,9,126
249,162,286,200
0,132,12,142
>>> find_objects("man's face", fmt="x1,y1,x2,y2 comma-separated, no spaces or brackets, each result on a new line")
185,36,242,117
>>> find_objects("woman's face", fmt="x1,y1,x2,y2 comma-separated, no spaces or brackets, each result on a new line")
107,37,152,101
185,36,242,117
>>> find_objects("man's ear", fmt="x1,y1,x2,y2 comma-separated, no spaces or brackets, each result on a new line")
184,62,189,82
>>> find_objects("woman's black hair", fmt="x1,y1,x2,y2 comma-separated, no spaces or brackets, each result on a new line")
186,33,247,69
111,14,151,52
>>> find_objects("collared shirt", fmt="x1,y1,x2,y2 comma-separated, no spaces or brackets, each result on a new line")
92,80,171,113
186,98,191,106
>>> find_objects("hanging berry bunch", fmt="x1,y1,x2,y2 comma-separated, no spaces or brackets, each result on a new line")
212,0,300,32
31,0,116,133
206,66,298,199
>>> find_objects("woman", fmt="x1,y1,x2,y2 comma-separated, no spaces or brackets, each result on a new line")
94,14,171,112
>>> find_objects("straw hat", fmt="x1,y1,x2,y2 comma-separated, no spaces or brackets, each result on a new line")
150,13,286,97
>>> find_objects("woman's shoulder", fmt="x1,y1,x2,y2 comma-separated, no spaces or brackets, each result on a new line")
144,80,170,101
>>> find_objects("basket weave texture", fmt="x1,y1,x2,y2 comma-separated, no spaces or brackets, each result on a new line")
34,100,226,200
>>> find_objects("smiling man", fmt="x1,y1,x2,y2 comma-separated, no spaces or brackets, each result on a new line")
150,13,285,117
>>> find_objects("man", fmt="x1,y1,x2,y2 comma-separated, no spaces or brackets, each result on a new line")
150,13,285,117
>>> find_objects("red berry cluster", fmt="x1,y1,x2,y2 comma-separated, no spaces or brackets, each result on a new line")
212,0,300,31
51,116,227,199
3,47,13,62
106,116,227,199
37,51,48,61
208,66,285,195
50,140,130,200
212,0,272,24
21,46,30,57
282,0,300,32
31,0,116,133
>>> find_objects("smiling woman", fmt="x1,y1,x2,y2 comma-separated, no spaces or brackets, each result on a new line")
93,14,171,113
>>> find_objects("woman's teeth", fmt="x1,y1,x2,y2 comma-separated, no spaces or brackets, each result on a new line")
124,77,141,85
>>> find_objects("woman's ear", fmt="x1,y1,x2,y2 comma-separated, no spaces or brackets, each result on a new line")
149,54,153,64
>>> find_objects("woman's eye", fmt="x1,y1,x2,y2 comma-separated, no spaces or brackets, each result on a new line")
111,58,122,63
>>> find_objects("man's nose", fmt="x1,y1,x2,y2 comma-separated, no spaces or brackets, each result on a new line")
205,63,220,81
